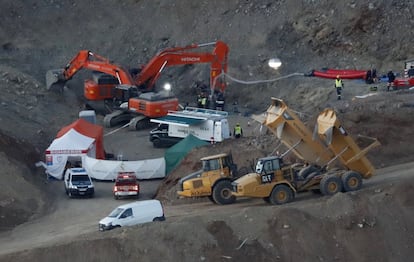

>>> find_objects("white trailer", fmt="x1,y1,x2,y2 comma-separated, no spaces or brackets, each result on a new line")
149,107,230,147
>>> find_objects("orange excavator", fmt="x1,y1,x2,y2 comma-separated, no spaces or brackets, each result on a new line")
46,41,229,130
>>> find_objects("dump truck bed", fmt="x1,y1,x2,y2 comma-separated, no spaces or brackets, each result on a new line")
262,98,333,166
317,109,380,178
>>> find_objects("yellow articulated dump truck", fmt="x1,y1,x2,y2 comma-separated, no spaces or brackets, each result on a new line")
177,153,239,205
231,98,380,205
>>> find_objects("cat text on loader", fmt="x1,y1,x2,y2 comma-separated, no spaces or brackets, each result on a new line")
177,153,239,205
231,98,380,205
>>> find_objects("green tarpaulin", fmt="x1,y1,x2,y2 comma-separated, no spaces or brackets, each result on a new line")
164,134,209,175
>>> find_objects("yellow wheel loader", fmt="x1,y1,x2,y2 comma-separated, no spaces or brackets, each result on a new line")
177,153,239,205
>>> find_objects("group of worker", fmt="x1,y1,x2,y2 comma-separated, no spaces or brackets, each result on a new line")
334,66,414,99
196,91,226,111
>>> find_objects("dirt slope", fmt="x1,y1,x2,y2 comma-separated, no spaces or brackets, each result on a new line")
0,0,414,261
2,169,414,262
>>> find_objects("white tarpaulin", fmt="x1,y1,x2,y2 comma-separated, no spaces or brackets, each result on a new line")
45,129,96,179
83,155,166,180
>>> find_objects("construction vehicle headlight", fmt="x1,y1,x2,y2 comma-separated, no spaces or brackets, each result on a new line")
163,83,171,91
268,58,282,70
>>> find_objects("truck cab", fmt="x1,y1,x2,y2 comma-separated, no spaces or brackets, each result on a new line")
149,124,182,148
231,156,307,205
177,153,238,204
113,172,140,200
64,168,95,198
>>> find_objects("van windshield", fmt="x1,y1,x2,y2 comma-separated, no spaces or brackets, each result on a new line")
72,175,90,182
108,207,124,218
71,175,91,185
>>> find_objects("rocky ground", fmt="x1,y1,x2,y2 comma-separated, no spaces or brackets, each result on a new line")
1,0,414,261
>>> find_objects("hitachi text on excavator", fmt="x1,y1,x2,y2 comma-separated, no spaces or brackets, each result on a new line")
46,41,229,130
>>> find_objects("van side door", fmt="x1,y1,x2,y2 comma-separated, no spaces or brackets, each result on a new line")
134,205,157,224
118,208,134,226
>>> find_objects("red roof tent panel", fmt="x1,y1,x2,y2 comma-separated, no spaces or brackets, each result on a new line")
56,118,105,159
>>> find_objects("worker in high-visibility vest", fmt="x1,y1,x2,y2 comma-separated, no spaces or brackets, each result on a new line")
233,123,243,139
197,94,203,108
334,75,344,100
201,96,207,108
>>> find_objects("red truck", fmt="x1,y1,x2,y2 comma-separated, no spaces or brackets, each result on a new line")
113,172,140,200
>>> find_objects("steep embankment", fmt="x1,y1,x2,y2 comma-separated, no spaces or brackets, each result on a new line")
0,0,413,260
2,172,414,262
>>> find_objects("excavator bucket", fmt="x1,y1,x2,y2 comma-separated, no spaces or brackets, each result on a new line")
46,69,66,90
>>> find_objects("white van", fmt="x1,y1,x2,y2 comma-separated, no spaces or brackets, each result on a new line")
99,199,165,231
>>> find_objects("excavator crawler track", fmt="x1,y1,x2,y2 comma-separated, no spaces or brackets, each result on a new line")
103,110,132,128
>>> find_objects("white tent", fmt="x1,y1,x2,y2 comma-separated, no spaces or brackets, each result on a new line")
83,155,166,180
45,129,96,179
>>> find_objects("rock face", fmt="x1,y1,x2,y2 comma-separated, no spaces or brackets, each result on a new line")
1,0,414,261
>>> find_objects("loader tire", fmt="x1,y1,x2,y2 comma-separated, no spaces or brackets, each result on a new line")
212,180,235,205
269,184,294,205
341,171,363,192
320,175,343,196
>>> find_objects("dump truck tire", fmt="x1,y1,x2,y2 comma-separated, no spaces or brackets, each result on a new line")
298,165,319,179
341,171,363,192
269,184,294,205
320,175,343,195
212,180,235,205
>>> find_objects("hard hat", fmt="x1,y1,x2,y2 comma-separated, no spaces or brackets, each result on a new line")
236,123,240,125
336,75,340,78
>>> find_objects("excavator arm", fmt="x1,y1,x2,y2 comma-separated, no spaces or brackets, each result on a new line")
47,41,229,95
46,41,229,131
46,50,135,91
135,41,229,93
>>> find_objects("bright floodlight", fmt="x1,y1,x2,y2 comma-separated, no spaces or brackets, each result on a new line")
163,82,171,91
268,58,282,70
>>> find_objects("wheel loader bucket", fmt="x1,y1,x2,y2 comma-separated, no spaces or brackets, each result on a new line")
46,69,66,90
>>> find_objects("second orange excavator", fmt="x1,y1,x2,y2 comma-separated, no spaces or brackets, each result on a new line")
46,41,229,130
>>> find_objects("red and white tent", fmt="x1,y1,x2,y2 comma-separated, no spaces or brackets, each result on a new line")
45,118,105,179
